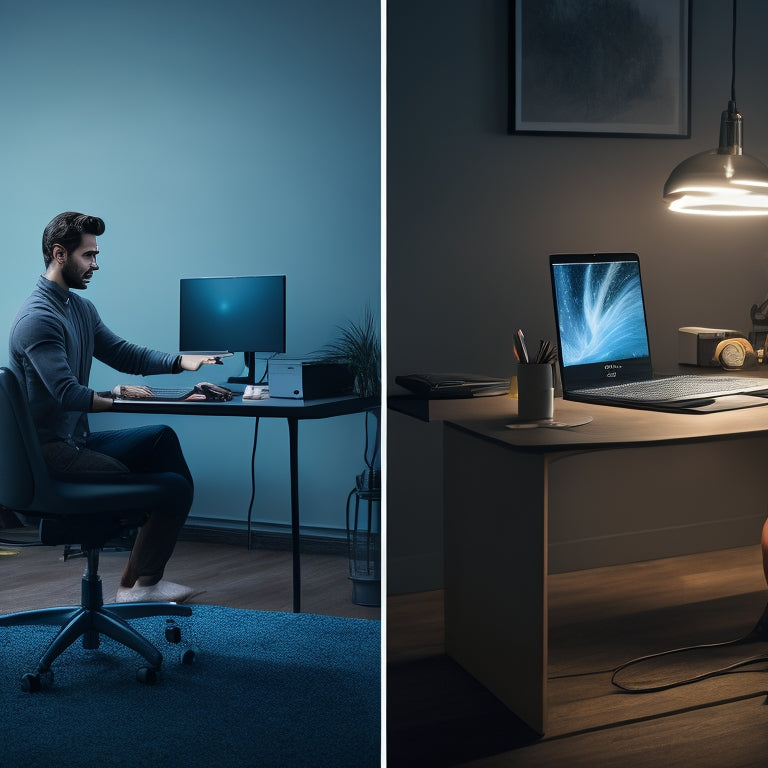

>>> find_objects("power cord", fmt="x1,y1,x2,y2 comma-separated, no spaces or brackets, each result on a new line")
543,596,768,742
547,602,768,693
246,417,259,551
611,639,768,694
244,354,276,550
610,601,768,694
549,667,615,681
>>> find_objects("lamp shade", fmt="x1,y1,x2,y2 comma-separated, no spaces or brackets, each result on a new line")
663,0,768,216
663,149,768,216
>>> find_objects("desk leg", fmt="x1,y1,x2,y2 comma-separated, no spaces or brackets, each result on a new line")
288,418,301,613
444,425,548,736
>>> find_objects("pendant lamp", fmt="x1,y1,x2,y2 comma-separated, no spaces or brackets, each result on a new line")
663,0,768,216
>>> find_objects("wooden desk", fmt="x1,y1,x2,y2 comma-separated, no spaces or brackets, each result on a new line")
112,394,379,613
407,394,768,735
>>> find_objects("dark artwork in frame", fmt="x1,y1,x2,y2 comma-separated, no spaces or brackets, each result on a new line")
509,0,691,138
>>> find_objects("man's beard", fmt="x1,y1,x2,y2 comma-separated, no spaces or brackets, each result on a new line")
61,261,91,290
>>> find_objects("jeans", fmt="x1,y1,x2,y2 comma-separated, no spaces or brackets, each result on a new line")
41,425,193,588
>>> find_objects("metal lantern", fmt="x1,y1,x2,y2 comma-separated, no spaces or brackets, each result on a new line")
346,468,381,606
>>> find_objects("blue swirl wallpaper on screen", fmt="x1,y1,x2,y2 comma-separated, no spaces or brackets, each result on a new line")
554,261,650,367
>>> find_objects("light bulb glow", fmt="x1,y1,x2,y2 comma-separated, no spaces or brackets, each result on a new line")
663,145,768,215
667,185,768,215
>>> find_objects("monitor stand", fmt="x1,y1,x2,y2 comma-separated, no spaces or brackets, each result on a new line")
227,352,258,386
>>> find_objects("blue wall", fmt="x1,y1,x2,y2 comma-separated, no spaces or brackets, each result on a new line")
0,0,381,536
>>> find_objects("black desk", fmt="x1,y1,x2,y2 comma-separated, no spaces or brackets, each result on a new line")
112,394,379,612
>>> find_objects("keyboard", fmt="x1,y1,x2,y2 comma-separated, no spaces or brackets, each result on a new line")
571,375,768,404
142,387,195,401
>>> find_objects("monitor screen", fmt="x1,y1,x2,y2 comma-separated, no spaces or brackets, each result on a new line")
551,258,649,368
179,275,286,355
550,253,653,389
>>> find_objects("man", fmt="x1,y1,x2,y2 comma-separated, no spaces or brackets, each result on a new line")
9,212,217,603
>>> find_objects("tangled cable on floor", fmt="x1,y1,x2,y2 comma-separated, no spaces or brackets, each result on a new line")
611,600,768,694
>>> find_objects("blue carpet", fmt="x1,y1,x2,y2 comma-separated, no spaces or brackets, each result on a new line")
0,605,380,767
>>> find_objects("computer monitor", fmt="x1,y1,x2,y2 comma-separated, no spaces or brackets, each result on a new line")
180,275,286,385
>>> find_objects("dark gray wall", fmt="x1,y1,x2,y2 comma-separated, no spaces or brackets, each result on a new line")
387,0,768,593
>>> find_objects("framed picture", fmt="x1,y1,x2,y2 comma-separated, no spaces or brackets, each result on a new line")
509,0,691,137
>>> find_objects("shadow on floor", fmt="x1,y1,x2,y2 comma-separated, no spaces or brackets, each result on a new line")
387,655,539,767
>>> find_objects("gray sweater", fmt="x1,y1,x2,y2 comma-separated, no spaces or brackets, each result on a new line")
9,276,176,445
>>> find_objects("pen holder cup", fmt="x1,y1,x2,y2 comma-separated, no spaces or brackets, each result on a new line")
517,364,554,421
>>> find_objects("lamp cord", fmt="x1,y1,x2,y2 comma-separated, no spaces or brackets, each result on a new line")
731,0,737,104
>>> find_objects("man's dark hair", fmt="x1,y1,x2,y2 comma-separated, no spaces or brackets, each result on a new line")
42,212,105,266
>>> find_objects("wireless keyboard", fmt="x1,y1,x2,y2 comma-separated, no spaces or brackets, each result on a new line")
144,387,195,400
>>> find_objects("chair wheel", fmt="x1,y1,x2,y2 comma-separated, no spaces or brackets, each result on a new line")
180,646,198,665
21,673,40,693
21,669,53,692
165,621,181,643
136,666,159,685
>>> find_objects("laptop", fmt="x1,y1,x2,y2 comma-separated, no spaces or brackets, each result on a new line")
549,253,768,409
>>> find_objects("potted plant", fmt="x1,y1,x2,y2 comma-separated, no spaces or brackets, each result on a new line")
319,305,381,399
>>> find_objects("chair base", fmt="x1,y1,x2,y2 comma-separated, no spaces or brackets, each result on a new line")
0,548,192,690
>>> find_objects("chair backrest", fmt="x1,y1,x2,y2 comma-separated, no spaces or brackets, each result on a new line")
0,367,51,512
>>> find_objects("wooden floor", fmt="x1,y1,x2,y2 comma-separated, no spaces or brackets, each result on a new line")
9,534,768,765
0,533,379,619
387,545,768,767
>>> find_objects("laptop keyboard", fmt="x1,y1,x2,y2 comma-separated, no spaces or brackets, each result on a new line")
571,375,768,403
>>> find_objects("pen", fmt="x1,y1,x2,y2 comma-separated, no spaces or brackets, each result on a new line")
535,339,557,365
516,329,530,364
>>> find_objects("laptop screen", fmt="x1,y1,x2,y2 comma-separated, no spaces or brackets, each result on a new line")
550,253,653,389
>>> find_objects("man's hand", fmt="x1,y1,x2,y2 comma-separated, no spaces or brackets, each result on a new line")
113,385,154,399
92,392,116,411
179,354,221,372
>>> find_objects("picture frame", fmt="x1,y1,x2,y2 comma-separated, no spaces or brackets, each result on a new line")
509,0,691,138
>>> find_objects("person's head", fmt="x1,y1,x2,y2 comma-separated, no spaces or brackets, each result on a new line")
42,212,105,268
42,212,105,290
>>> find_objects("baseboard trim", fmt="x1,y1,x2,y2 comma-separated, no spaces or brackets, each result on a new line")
548,514,765,574
387,516,766,591
180,518,348,556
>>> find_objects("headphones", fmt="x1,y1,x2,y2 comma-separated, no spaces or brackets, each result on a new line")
713,337,757,370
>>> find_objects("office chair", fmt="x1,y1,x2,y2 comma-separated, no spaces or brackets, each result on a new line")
0,366,193,691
